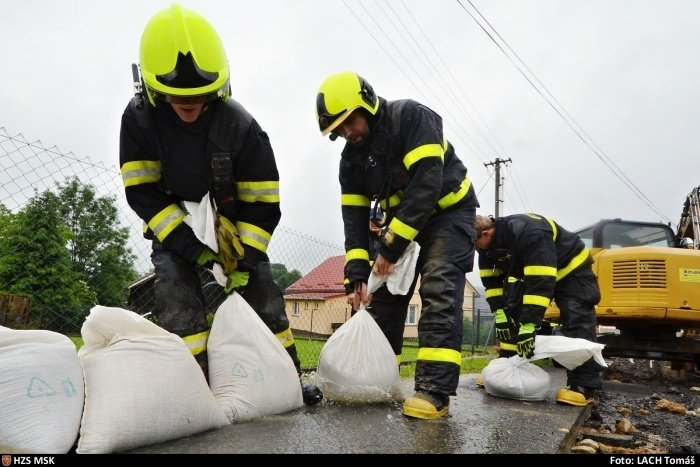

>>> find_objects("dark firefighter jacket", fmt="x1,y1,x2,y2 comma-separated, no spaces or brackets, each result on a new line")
478,214,592,325
339,97,478,291
119,97,280,267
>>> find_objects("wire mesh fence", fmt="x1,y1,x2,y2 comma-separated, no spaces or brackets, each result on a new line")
0,127,494,370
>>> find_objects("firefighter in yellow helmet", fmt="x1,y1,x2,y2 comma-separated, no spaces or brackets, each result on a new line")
119,3,321,405
317,71,480,419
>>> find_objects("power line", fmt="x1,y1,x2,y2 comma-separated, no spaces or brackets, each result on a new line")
456,0,671,223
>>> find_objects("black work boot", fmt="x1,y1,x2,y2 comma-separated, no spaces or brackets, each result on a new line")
301,381,323,406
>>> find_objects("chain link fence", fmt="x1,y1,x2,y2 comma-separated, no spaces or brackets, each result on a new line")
0,127,493,370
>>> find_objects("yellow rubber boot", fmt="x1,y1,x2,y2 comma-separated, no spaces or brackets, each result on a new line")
402,391,449,419
556,386,596,406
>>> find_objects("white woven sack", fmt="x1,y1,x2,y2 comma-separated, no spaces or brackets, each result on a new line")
315,307,402,403
76,306,228,454
482,356,551,401
208,293,303,422
0,326,84,453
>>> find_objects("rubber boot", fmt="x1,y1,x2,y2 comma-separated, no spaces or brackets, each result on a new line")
556,385,597,406
402,391,449,419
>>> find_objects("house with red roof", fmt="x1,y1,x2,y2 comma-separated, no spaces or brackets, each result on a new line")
284,255,479,338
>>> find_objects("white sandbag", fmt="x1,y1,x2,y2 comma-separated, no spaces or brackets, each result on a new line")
532,335,608,370
315,307,402,403
76,306,228,454
208,293,303,422
482,356,551,401
0,326,84,453
367,241,420,295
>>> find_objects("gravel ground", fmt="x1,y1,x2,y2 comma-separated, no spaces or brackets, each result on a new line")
571,358,700,454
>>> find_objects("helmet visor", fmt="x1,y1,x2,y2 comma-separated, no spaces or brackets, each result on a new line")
156,52,219,89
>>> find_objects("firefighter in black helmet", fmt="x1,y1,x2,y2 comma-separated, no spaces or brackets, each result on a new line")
316,71,480,419
119,3,321,405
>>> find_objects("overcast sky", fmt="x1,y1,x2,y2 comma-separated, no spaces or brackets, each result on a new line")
3,0,700,281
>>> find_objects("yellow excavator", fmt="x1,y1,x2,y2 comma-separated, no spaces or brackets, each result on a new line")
543,186,700,364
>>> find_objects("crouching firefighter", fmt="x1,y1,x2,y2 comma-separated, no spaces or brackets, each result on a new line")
119,3,322,405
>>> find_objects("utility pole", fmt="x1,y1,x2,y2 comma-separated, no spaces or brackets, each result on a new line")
484,157,512,217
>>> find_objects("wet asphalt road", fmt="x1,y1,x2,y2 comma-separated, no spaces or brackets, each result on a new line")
127,365,583,454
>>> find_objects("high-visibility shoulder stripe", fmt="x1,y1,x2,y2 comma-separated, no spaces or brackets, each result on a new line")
341,194,370,207
346,248,370,264
148,203,186,242
387,217,419,241
121,160,162,187
523,294,551,308
557,248,590,281
275,328,295,348
236,181,280,203
480,268,503,278
438,177,472,210
403,143,444,170
416,347,462,366
507,276,519,283
524,265,557,277
485,288,503,298
235,221,272,253
182,330,209,356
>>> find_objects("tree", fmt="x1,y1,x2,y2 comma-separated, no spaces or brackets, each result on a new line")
0,203,12,241
55,178,137,306
0,190,95,331
270,263,302,291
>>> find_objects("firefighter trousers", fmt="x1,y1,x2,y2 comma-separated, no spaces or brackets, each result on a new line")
367,206,476,397
151,242,302,373
554,265,603,389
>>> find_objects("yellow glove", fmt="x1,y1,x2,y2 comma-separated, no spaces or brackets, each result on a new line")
215,214,245,275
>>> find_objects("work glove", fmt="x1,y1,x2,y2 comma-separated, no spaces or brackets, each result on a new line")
215,214,245,275
224,270,250,294
196,247,221,269
494,309,516,342
516,322,537,358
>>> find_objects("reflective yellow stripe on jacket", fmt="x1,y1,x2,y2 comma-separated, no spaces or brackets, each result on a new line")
387,217,419,242
120,160,162,187
148,203,186,242
236,221,272,254
236,181,280,203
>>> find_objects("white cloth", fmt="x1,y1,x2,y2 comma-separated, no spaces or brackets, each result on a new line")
367,241,420,295
183,193,227,287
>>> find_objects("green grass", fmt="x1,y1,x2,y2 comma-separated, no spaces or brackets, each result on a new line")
69,335,83,349
66,333,517,379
